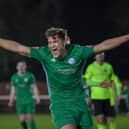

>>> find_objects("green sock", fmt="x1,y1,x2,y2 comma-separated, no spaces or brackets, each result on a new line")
21,121,27,129
109,121,116,129
29,120,36,129
97,123,107,129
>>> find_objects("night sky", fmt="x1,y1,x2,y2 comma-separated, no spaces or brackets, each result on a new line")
0,0,129,80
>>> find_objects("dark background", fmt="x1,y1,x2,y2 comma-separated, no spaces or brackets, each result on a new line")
0,0,129,80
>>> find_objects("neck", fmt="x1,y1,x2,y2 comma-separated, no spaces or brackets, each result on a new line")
61,48,67,58
96,61,104,65
58,48,67,59
18,71,25,75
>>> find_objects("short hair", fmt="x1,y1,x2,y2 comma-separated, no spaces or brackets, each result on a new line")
45,27,68,40
17,61,27,67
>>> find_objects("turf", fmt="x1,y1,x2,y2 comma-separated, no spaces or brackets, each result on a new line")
93,114,129,129
0,113,55,129
0,113,129,129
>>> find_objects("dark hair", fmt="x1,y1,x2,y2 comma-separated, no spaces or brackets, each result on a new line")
45,27,68,40
17,61,27,66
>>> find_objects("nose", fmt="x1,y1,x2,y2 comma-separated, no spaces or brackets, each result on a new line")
50,42,56,49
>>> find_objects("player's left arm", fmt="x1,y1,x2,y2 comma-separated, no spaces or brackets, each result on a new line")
111,81,119,105
93,34,129,54
32,84,40,104
110,67,119,105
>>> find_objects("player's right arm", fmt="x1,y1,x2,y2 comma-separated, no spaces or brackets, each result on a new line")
83,65,100,87
8,86,15,107
0,39,30,57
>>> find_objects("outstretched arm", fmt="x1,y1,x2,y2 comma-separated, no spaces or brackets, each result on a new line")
0,39,30,57
94,34,129,54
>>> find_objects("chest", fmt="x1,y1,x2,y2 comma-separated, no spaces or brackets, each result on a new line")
92,65,112,76
44,55,84,75
13,76,31,87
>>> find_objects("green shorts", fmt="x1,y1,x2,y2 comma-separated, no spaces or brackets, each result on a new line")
16,102,35,115
50,100,93,129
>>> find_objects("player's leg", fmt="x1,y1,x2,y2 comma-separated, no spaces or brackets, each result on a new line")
106,105,116,129
19,115,28,129
17,104,28,129
108,117,116,129
126,101,129,115
96,115,107,129
26,102,36,129
92,100,107,129
79,109,93,129
61,124,77,129
27,114,35,129
50,101,79,129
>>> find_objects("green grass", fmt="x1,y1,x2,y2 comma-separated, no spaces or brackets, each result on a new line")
0,113,129,129
0,113,55,129
93,114,129,129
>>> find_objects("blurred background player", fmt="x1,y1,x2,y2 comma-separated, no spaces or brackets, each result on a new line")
8,61,40,129
83,52,118,129
109,74,122,113
122,85,129,115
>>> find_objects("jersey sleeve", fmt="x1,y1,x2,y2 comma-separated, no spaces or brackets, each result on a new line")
10,75,15,87
82,46,94,60
84,65,93,80
84,65,100,87
30,46,47,62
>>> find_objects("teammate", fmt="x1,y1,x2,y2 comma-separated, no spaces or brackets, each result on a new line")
8,61,40,129
83,52,118,129
0,27,129,129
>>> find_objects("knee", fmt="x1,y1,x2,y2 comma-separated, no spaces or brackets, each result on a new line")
27,114,34,121
96,117,106,124
20,118,25,123
108,117,115,122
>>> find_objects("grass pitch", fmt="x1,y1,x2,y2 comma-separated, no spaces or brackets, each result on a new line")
0,113,129,129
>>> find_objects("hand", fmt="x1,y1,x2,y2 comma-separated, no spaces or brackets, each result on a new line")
35,97,40,104
86,97,92,105
8,101,13,107
100,81,111,88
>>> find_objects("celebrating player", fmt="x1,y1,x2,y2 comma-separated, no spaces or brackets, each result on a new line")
0,27,129,129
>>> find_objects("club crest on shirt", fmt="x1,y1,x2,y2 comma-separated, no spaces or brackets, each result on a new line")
68,57,75,64
51,58,56,62
104,69,108,73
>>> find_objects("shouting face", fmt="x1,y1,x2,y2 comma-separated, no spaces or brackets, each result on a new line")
47,35,67,58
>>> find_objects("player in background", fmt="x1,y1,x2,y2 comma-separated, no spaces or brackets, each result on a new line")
0,27,129,129
83,52,118,129
8,61,40,129
122,85,129,115
110,74,122,113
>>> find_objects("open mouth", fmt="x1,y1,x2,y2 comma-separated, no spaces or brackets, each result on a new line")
51,48,58,55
